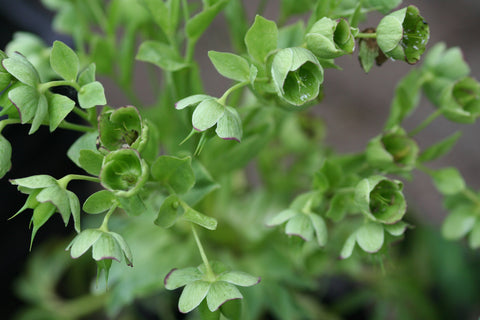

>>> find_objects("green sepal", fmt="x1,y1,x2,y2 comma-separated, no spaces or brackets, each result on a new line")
178,281,211,313
78,81,106,109
50,40,79,81
244,15,278,63
439,77,480,124
36,184,71,225
83,190,116,214
215,106,243,142
164,267,203,290
151,155,195,194
355,222,384,253
30,202,56,249
271,47,324,106
206,281,242,312
0,134,12,178
192,99,225,131
136,40,188,72
175,94,213,110
208,51,250,82
2,52,40,87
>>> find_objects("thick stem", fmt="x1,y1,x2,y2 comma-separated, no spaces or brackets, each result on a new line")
218,81,249,105
99,205,117,232
356,32,377,39
0,118,21,132
58,121,95,133
38,80,81,93
58,174,100,189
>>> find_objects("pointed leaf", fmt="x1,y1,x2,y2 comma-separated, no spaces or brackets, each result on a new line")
30,202,56,248
36,185,70,225
77,63,96,86
83,190,116,214
10,175,57,189
185,0,228,41
29,93,48,134
48,93,76,131
208,51,250,82
137,40,188,71
78,81,106,109
182,203,218,230
50,41,79,81
245,15,278,63
418,131,462,163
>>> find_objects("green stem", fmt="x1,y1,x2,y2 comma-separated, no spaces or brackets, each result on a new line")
462,188,480,207
87,0,108,33
408,109,442,137
38,80,81,93
0,118,21,132
58,121,95,133
356,32,377,39
191,225,215,281
58,174,100,188
218,81,249,105
99,205,117,232
72,107,90,122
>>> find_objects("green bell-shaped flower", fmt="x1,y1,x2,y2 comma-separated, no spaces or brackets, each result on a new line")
271,47,324,106
98,105,148,151
440,77,480,123
366,127,419,172
355,175,406,224
306,18,356,59
376,6,429,64
100,148,148,197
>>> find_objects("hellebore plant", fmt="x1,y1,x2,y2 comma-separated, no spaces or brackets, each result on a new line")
1,1,480,319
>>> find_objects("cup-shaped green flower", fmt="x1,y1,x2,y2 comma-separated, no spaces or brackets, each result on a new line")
366,127,419,172
439,77,480,124
271,47,324,106
100,148,148,197
376,6,429,64
306,18,356,59
98,106,148,151
67,228,133,266
355,176,406,224
164,261,260,314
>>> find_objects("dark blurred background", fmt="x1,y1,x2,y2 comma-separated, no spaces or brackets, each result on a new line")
1,0,480,319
